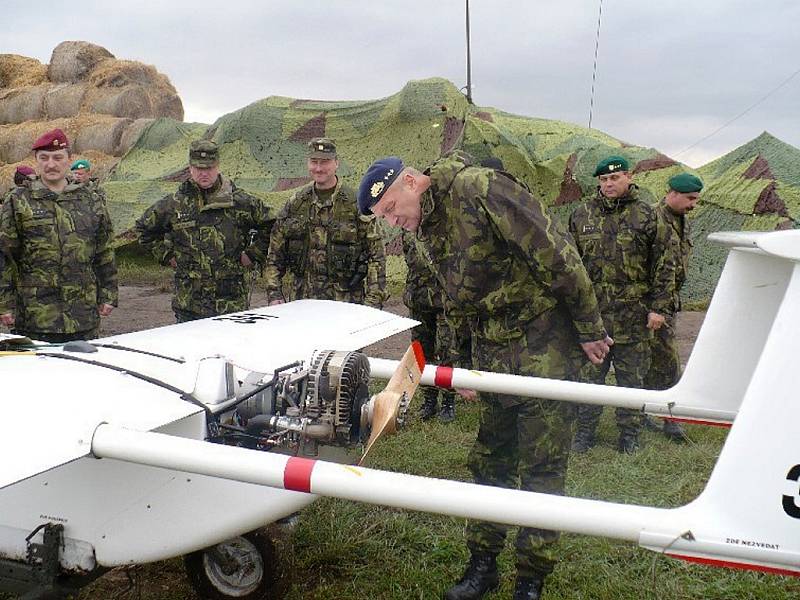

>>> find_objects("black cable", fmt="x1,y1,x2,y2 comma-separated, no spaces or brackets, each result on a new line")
91,343,186,364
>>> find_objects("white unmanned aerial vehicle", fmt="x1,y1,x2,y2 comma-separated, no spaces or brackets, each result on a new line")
1,230,799,599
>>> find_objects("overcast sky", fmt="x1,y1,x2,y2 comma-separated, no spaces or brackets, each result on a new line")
4,0,799,167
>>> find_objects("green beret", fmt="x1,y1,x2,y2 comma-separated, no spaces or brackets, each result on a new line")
593,155,629,177
70,159,90,171
668,172,703,193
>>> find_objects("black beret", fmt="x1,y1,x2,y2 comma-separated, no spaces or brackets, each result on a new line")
357,156,404,215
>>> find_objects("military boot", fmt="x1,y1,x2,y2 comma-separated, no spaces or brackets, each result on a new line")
419,396,438,421
443,551,499,600
641,414,661,431
439,396,455,423
617,430,641,454
662,419,687,442
512,574,546,600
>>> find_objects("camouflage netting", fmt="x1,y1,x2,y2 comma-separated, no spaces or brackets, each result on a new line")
0,41,183,196
5,67,795,303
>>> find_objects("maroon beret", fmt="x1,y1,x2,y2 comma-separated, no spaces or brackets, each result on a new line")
32,128,69,152
15,165,35,176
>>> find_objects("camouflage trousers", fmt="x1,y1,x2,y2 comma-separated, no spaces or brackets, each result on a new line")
466,307,582,576
576,338,651,435
643,317,680,390
408,304,454,407
13,326,100,344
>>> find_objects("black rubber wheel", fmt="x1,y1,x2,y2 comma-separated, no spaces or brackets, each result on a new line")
184,530,278,599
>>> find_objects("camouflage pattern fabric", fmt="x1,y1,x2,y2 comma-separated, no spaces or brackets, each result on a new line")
0,179,117,338
568,186,677,343
569,186,676,433
263,180,386,308
644,199,692,390
135,175,273,320
576,338,652,433
415,151,605,575
644,319,681,390
402,230,456,406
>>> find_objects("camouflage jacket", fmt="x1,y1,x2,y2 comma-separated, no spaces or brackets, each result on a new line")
135,175,274,317
568,186,677,342
656,198,692,312
401,229,443,311
263,179,386,308
415,152,606,366
0,179,118,334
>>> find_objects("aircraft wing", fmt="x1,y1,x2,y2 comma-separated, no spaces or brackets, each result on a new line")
99,299,415,372
0,300,417,490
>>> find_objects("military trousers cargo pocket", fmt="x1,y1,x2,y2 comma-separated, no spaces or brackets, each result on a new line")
216,277,246,299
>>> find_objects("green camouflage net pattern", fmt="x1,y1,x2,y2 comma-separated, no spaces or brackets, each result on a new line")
102,79,800,303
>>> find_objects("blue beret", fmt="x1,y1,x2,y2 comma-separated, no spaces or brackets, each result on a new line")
668,172,703,193
357,157,404,215
593,155,629,177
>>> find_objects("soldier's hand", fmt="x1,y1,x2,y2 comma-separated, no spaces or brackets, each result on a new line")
0,312,14,327
580,336,613,365
98,304,114,317
169,257,177,269
240,252,253,268
456,388,478,401
268,299,285,306
647,312,666,330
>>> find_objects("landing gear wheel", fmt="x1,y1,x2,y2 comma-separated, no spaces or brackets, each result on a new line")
184,530,278,599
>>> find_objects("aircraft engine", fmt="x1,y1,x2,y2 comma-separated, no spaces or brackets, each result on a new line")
230,350,371,454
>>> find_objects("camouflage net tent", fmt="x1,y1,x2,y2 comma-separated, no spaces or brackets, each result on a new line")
94,78,800,303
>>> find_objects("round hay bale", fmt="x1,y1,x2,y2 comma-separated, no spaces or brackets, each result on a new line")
0,84,48,124
43,83,88,119
0,54,48,88
118,118,155,156
88,60,183,120
75,117,133,156
0,124,39,164
48,41,114,84
88,85,153,120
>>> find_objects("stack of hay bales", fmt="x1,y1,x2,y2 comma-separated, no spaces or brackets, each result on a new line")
0,41,183,194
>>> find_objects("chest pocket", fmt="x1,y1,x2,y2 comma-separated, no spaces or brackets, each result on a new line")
283,217,308,274
21,208,56,239
616,230,647,278
328,222,360,280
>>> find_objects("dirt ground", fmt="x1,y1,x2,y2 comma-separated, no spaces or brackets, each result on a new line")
98,286,704,366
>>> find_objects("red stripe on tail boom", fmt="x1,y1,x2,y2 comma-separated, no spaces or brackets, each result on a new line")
283,456,316,493
667,553,800,577
434,366,454,389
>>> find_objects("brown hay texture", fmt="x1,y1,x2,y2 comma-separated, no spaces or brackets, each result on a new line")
47,41,114,84
0,55,48,88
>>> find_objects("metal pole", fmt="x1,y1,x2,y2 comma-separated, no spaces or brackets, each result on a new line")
465,0,473,103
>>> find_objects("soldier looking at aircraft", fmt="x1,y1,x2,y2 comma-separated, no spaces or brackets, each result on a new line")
569,155,677,454
642,172,703,441
0,129,117,342
401,229,458,422
135,140,274,323
358,152,611,600
263,138,386,308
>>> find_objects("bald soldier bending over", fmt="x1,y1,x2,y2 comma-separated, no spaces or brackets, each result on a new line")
358,152,610,600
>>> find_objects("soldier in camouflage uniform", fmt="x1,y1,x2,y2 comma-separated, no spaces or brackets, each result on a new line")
263,138,386,308
569,156,677,454
135,140,274,323
12,165,36,189
643,172,702,441
359,153,610,600
0,129,117,343
70,159,105,199
401,229,458,422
